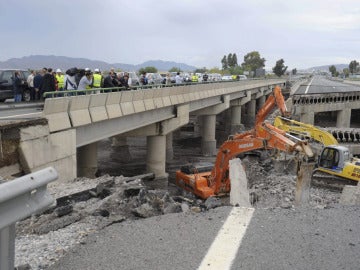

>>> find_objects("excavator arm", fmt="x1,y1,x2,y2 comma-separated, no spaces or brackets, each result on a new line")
273,116,339,146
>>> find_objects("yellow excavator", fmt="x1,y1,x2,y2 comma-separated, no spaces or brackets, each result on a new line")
274,116,360,182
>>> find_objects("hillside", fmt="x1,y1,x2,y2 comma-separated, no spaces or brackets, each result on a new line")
0,55,197,72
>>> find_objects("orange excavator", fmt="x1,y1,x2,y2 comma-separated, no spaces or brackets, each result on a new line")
176,85,313,199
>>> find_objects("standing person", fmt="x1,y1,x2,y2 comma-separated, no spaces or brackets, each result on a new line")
77,70,93,94
119,72,130,89
140,73,148,85
202,73,209,82
39,68,56,99
175,72,183,84
92,69,103,88
12,71,23,102
33,70,43,100
55,69,65,91
27,70,35,101
64,68,78,95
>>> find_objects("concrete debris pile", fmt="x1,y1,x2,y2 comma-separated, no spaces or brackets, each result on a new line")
17,174,223,237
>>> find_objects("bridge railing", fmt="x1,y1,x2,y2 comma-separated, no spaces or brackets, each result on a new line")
0,167,58,270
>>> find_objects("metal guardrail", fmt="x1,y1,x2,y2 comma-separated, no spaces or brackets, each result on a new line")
0,167,58,270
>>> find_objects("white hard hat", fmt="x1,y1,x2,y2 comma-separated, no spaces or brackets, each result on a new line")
94,68,99,72
56,68,62,73
85,68,90,71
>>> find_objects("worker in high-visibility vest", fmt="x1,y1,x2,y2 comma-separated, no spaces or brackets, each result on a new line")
93,68,103,88
55,69,65,91
191,73,198,82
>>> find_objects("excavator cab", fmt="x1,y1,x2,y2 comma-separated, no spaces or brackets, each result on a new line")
316,145,360,182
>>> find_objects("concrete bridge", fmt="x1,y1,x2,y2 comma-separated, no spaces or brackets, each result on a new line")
291,91,360,127
1,79,286,182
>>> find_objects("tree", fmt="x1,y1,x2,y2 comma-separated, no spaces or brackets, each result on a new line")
221,55,228,70
227,53,238,68
169,67,181,72
349,60,359,74
241,51,266,73
292,68,297,75
343,68,349,78
139,66,158,74
329,65,337,77
194,67,207,73
272,59,288,77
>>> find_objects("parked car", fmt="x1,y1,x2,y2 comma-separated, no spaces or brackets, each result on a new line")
182,73,192,83
238,75,248,80
221,74,233,81
146,73,165,84
0,69,31,102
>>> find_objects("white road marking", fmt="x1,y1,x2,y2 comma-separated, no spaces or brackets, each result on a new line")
304,77,315,94
197,207,255,270
0,112,42,119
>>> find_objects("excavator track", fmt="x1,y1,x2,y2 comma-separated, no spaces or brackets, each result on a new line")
311,170,358,191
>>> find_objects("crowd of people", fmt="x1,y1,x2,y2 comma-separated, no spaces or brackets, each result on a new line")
17,68,211,102
22,68,135,101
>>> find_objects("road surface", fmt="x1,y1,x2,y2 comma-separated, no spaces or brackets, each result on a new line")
295,76,360,95
49,205,360,270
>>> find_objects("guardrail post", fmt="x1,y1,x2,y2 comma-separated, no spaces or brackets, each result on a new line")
0,167,58,270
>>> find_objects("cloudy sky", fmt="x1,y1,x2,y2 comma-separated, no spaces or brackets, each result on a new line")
1,0,359,70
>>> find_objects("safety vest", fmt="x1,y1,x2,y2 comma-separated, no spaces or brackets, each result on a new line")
55,74,64,89
93,73,102,88
191,75,198,82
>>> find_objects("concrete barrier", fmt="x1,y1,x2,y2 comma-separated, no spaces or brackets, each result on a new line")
120,91,135,115
106,92,122,118
132,89,146,113
153,88,164,108
68,95,92,127
42,97,71,132
143,89,156,110
89,93,109,122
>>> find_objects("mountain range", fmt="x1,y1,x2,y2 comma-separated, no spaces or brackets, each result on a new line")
0,55,350,74
0,55,198,72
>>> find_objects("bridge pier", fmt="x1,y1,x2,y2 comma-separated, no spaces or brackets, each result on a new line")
193,95,230,156
337,108,351,128
201,114,217,156
146,135,168,179
77,142,98,178
243,99,256,126
230,104,244,134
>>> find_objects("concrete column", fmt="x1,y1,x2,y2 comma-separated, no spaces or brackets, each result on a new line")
337,108,351,128
257,95,266,110
244,99,256,126
77,142,98,178
146,135,168,179
201,114,217,156
166,132,173,161
300,111,314,125
230,105,244,134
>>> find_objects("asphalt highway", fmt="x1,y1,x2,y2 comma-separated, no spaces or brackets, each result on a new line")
295,76,360,95
49,205,360,270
